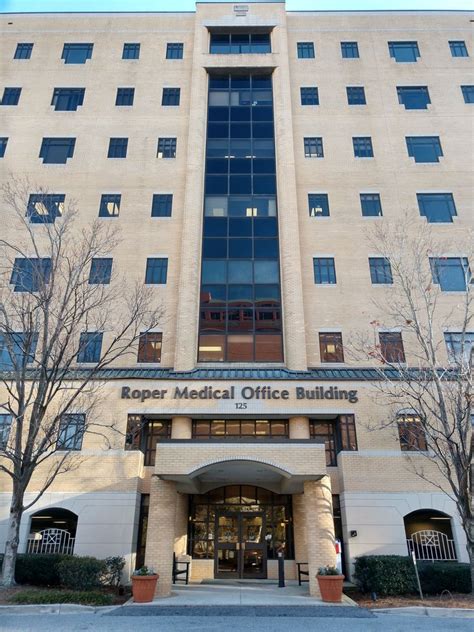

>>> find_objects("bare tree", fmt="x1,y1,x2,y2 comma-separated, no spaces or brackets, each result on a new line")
0,179,164,587
355,216,473,592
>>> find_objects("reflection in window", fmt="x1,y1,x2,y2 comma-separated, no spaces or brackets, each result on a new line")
210,33,271,54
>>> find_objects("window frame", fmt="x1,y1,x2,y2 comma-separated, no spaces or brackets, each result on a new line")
304,137,324,158
157,137,177,159
379,331,406,363
444,331,474,364
161,87,181,106
449,40,468,57
346,86,366,105
166,43,184,59
115,87,135,106
122,43,140,60
137,332,163,363
388,41,420,63
353,136,374,158
397,414,427,451
369,257,393,285
341,42,359,59
0,137,8,158
99,194,121,218
461,85,474,104
14,43,33,59
0,414,13,449
360,193,382,217
313,257,337,285
397,86,431,110
145,258,168,285
300,87,319,105
308,193,330,217
10,258,52,292
51,87,85,111
1,87,22,106
406,136,443,163
88,258,113,285
57,413,85,451
430,257,471,292
417,193,456,223
297,42,315,59
319,332,345,363
151,194,173,217
27,194,65,224
107,138,128,158
61,43,93,64
77,332,103,364
39,137,76,164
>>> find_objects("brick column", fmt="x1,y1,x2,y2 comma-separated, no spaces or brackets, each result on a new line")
145,478,177,597
174,492,189,557
303,477,336,598
171,416,192,439
289,416,310,439
292,493,307,563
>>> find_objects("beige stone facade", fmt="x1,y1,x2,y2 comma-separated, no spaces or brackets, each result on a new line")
0,2,472,598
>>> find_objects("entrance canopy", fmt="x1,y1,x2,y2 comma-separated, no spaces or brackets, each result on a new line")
155,440,326,494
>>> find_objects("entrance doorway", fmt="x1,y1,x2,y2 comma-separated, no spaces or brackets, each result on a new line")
215,511,266,579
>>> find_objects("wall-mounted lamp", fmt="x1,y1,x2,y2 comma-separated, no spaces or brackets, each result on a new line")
350,530,358,538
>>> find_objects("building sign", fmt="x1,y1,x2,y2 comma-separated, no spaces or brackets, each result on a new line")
120,384,358,404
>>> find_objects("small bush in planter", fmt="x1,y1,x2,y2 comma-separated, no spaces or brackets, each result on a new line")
317,565,341,576
133,565,157,576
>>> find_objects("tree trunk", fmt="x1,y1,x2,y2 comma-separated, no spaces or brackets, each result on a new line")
1,488,24,587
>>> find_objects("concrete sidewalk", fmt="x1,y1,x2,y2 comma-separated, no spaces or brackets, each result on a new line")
125,579,356,607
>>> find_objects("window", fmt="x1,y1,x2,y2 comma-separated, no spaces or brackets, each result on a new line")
115,87,134,106
157,137,176,158
14,43,33,59
369,257,393,284
89,258,113,284
137,332,162,363
310,415,358,466
0,332,38,370
99,194,121,218
300,87,319,105
397,86,431,110
122,43,140,59
77,332,103,363
449,41,468,57
0,138,8,157
461,85,474,103
57,414,85,451
51,88,85,111
162,88,180,106
353,137,373,158
145,258,168,284
444,332,474,364
406,136,443,163
0,415,13,449
379,332,405,363
27,194,65,224
398,414,427,451
308,193,329,217
347,86,366,105
319,332,344,363
166,43,183,59
304,137,324,158
417,193,456,223
360,193,382,217
209,33,271,54
125,415,171,466
388,41,420,62
39,138,75,164
297,42,315,58
151,194,173,217
193,419,288,439
108,138,128,158
341,42,359,58
430,257,471,292
10,258,51,292
1,88,21,106
62,43,93,64
313,258,336,284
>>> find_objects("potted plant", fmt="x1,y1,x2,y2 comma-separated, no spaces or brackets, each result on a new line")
316,565,345,603
131,566,159,603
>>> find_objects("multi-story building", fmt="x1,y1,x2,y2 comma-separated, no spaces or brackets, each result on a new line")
0,2,472,598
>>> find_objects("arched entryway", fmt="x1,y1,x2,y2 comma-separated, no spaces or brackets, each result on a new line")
27,508,78,555
404,509,457,561
188,484,294,579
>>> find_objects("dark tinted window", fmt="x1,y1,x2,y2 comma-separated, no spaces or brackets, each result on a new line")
99,194,121,217
151,194,173,217
430,257,471,291
313,258,336,284
308,193,329,217
39,138,75,164
122,43,140,59
300,87,319,105
89,258,113,284
162,88,180,106
353,137,373,157
14,43,33,59
0,137,7,157
347,86,366,105
341,42,359,58
360,193,382,217
77,332,103,363
166,43,183,59
145,258,168,284
138,332,162,362
57,414,85,450
10,258,52,292
406,136,443,163
62,43,93,64
210,32,271,54
116,88,135,106
417,193,456,223
157,137,177,158
461,85,474,103
304,137,324,158
388,41,420,62
369,257,393,284
297,42,315,58
319,332,344,362
52,87,85,111
449,41,468,57
380,332,405,363
397,86,430,110
1,88,21,105
27,194,65,223
108,138,128,158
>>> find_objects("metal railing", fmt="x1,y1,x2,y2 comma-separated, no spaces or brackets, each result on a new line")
27,528,75,555
407,529,457,562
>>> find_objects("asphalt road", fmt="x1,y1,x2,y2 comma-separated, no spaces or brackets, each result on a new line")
0,611,472,632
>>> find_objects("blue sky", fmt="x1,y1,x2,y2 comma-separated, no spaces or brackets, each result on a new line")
0,0,472,13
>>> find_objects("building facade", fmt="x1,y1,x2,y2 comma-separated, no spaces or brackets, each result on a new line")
0,2,472,598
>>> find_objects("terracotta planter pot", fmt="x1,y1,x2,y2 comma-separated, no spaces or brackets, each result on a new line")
132,574,159,603
316,574,345,603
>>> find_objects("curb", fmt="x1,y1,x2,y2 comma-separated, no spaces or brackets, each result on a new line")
373,606,474,618
0,603,119,615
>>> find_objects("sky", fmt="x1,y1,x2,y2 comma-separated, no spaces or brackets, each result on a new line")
0,0,472,13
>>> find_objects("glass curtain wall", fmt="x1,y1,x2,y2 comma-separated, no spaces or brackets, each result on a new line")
198,73,283,362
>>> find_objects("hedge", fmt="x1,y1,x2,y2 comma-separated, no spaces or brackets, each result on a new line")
418,562,471,594
353,555,417,596
9,589,113,606
354,555,472,596
0,554,125,590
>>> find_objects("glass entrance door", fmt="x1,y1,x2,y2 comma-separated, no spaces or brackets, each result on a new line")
215,511,267,579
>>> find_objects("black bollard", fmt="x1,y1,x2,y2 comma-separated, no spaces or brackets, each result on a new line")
277,551,285,587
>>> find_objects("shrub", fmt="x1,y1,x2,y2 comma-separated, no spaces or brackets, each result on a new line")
353,555,417,596
9,589,113,606
418,562,471,594
58,556,107,590
101,556,125,588
0,554,71,586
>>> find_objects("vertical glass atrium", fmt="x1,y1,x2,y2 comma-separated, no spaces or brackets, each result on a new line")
198,73,283,362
